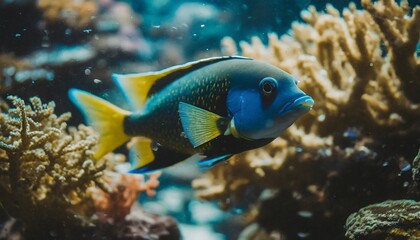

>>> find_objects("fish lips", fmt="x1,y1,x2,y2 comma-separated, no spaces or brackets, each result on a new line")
277,95,314,116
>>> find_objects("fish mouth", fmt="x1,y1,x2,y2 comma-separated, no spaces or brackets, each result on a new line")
278,95,314,116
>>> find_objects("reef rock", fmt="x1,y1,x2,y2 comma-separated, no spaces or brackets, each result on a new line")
345,200,420,240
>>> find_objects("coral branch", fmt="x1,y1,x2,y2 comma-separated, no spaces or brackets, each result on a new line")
0,96,167,238
362,0,420,102
195,0,419,238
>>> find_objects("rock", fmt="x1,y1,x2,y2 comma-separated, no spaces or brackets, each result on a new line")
114,205,180,240
345,200,420,240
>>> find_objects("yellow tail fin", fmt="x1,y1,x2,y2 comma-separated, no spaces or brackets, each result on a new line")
69,89,131,160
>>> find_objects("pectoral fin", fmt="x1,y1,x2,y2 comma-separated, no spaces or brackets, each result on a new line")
178,102,229,148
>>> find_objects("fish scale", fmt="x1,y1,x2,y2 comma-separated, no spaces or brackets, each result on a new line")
126,73,231,154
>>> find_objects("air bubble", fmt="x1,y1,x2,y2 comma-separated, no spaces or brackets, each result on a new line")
297,232,310,238
151,141,160,151
65,28,72,36
317,114,326,122
399,159,411,172
297,210,313,218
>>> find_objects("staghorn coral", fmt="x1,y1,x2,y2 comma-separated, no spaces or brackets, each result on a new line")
0,95,107,230
0,53,56,97
194,0,419,238
0,0,151,103
89,167,161,224
0,54,30,95
345,200,420,240
0,96,177,239
223,0,420,133
37,0,98,30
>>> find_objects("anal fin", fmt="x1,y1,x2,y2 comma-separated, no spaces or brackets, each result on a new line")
129,137,155,170
129,138,192,174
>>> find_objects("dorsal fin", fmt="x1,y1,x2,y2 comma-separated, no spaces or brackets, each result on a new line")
113,56,252,111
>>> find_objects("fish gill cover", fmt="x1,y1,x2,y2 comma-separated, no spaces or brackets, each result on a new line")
0,0,419,239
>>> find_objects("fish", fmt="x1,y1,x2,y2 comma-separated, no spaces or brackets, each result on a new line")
69,56,314,173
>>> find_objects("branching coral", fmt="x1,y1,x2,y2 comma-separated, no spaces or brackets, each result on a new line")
0,96,173,239
0,54,27,94
89,167,161,224
0,54,35,96
226,0,420,132
0,95,107,229
194,0,419,238
37,0,98,30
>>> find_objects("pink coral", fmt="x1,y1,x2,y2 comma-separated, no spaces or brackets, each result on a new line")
88,170,161,224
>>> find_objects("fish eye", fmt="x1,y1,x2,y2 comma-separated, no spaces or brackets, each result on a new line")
259,77,278,96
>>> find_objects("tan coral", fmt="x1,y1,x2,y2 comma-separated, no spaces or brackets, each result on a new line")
194,0,419,209
0,54,30,95
0,96,106,226
37,0,98,29
0,96,163,234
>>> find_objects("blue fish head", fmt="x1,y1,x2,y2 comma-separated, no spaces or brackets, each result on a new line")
227,63,314,140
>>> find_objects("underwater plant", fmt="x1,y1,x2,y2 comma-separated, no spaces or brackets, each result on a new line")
193,0,420,239
0,96,178,239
